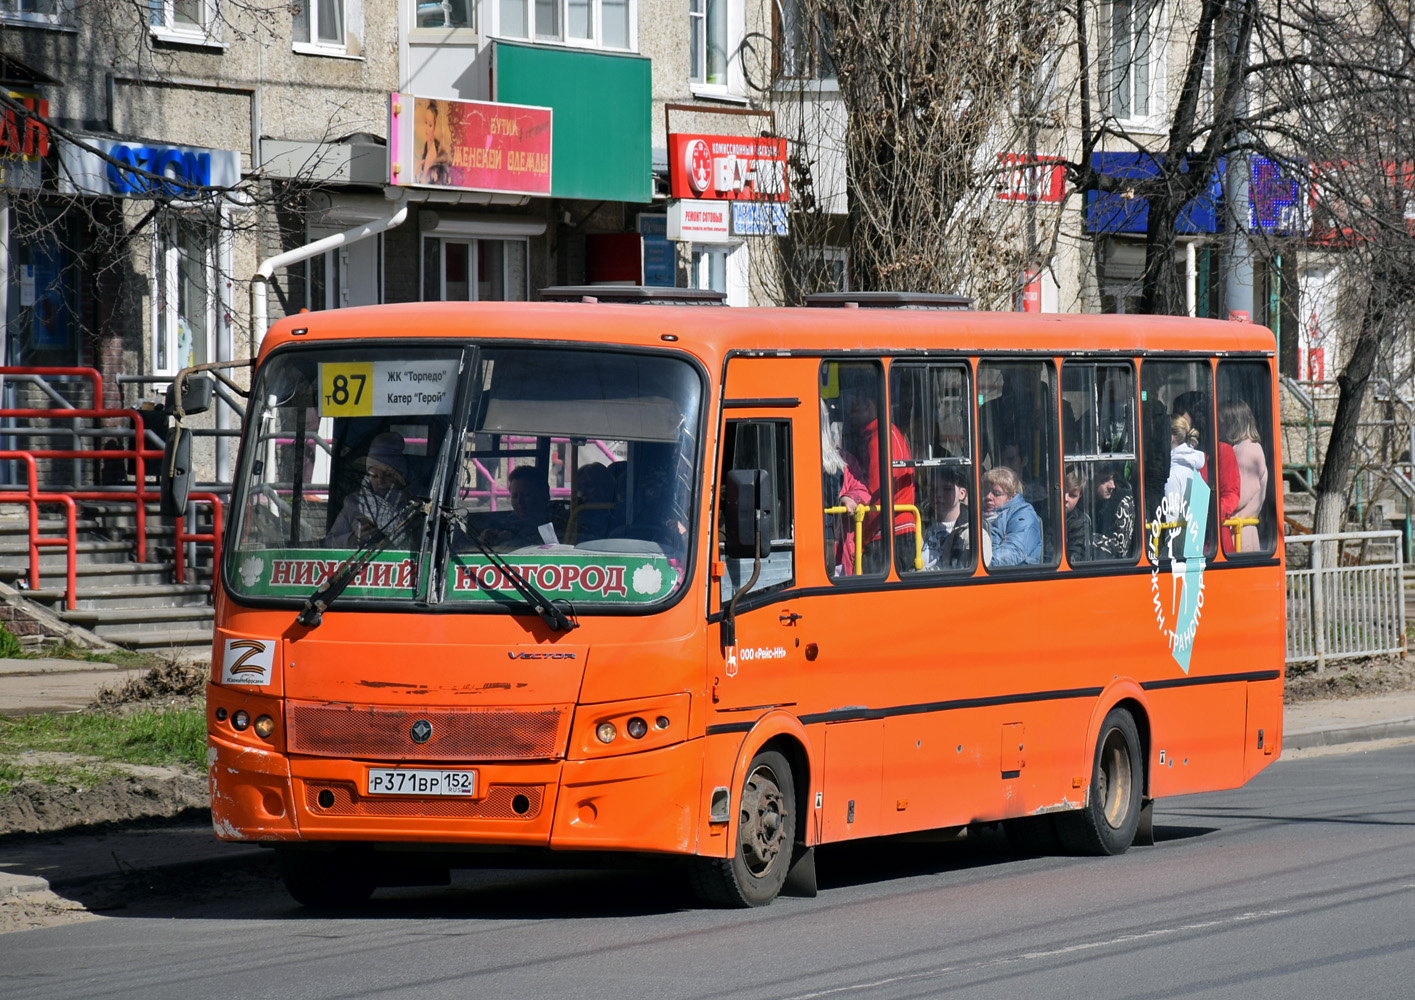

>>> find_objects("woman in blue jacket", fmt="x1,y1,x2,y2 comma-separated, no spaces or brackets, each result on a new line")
982,465,1042,567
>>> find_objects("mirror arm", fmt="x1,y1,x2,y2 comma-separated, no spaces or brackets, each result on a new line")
721,530,764,652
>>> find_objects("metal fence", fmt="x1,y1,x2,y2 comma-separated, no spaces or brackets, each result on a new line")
1286,530,1407,670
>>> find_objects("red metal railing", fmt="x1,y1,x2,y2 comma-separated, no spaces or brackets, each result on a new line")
0,367,224,608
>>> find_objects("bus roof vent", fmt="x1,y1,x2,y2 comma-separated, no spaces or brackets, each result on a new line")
539,285,728,305
804,291,972,310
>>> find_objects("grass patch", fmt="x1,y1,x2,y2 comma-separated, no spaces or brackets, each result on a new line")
0,707,206,793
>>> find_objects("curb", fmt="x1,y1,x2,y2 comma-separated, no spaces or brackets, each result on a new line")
0,871,53,896
1285,717,1415,751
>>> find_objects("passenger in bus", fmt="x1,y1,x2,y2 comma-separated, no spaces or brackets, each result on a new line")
1173,391,1239,528
847,393,917,573
920,468,971,571
570,462,618,541
325,432,414,547
611,463,688,562
1219,400,1268,553
1090,462,1137,559
1064,467,1092,564
482,466,555,550
1159,414,1206,560
823,399,871,576
982,466,1042,567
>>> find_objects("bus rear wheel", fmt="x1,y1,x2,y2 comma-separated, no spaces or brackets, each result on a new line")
276,847,376,908
691,750,796,907
1056,707,1143,856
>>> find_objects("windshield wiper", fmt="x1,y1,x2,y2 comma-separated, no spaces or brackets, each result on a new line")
443,506,579,632
296,498,429,628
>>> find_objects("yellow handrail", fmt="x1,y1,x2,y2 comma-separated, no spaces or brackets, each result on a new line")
1222,516,1261,553
825,503,924,573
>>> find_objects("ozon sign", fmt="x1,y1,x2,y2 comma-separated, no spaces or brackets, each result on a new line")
59,136,241,198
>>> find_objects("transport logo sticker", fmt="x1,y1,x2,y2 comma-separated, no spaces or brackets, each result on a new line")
221,638,275,686
1148,476,1210,673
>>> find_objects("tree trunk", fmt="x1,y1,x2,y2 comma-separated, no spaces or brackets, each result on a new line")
1313,292,1386,535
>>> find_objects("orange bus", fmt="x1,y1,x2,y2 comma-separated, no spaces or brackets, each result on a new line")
184,296,1285,907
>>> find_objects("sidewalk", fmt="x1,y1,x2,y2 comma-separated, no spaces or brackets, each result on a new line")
4,666,1415,905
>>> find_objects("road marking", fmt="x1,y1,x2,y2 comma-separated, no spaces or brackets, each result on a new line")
784,908,1290,999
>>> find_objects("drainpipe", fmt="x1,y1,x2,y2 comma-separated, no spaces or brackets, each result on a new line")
242,194,408,477
249,194,409,354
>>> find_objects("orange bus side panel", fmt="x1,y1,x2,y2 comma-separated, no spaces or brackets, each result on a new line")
551,739,702,854
1145,684,1248,797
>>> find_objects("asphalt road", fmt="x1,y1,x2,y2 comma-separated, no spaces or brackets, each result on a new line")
5,742,1415,1000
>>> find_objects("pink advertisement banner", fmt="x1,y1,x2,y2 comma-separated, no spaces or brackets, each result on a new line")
390,93,552,197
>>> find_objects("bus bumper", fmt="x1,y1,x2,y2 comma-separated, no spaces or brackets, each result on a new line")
551,739,703,854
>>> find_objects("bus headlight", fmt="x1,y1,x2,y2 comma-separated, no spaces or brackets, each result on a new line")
596,722,618,744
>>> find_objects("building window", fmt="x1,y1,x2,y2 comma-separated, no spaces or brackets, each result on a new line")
149,0,214,36
295,0,363,53
422,238,529,301
1103,0,1163,123
415,0,471,29
775,0,833,80
154,216,217,375
690,0,729,87
497,0,632,49
1,0,65,25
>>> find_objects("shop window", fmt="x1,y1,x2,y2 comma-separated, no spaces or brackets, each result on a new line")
421,237,528,301
6,216,78,367
294,0,363,54
154,215,217,375
497,0,632,48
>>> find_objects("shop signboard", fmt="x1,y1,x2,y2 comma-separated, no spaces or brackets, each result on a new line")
389,93,552,197
58,136,241,197
668,133,788,202
639,214,674,286
1,92,48,191
997,153,1066,203
732,202,788,236
667,199,730,243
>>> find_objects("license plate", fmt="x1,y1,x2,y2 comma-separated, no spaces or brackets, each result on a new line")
366,768,477,797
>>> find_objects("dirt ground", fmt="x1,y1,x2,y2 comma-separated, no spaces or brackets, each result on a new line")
1,656,1412,838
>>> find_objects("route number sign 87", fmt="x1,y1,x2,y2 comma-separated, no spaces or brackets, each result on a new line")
320,362,374,417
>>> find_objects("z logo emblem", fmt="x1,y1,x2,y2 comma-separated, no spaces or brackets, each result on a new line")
221,638,275,686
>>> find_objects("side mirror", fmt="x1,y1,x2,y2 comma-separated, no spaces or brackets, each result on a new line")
160,427,192,517
723,468,772,559
166,374,213,417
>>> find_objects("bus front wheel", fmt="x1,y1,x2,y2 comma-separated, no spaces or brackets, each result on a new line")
1057,707,1143,856
691,750,797,907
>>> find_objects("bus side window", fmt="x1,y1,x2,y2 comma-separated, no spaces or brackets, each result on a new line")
821,361,889,579
1140,360,1217,562
977,361,1057,569
891,361,975,575
1061,361,1139,565
1217,361,1276,556
719,420,795,603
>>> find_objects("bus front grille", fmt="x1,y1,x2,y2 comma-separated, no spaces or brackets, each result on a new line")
304,781,545,820
286,701,570,760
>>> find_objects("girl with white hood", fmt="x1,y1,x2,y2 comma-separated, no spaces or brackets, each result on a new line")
1160,413,1206,567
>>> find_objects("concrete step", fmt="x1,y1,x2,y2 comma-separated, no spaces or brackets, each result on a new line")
61,605,214,628
23,583,212,611
97,626,213,651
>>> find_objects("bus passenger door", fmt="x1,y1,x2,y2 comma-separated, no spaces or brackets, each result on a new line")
714,415,803,712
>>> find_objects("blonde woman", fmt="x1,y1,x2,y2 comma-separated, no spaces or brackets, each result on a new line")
1219,400,1268,553
982,465,1041,567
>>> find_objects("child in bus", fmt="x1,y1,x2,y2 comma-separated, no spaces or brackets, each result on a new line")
1219,400,1268,553
1090,461,1137,559
920,467,971,570
1064,466,1092,564
325,432,413,547
982,465,1042,567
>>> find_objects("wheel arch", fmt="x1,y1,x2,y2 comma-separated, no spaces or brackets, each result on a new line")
1086,680,1153,797
726,711,814,848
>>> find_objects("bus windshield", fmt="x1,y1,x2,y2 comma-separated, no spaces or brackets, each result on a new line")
224,343,702,611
